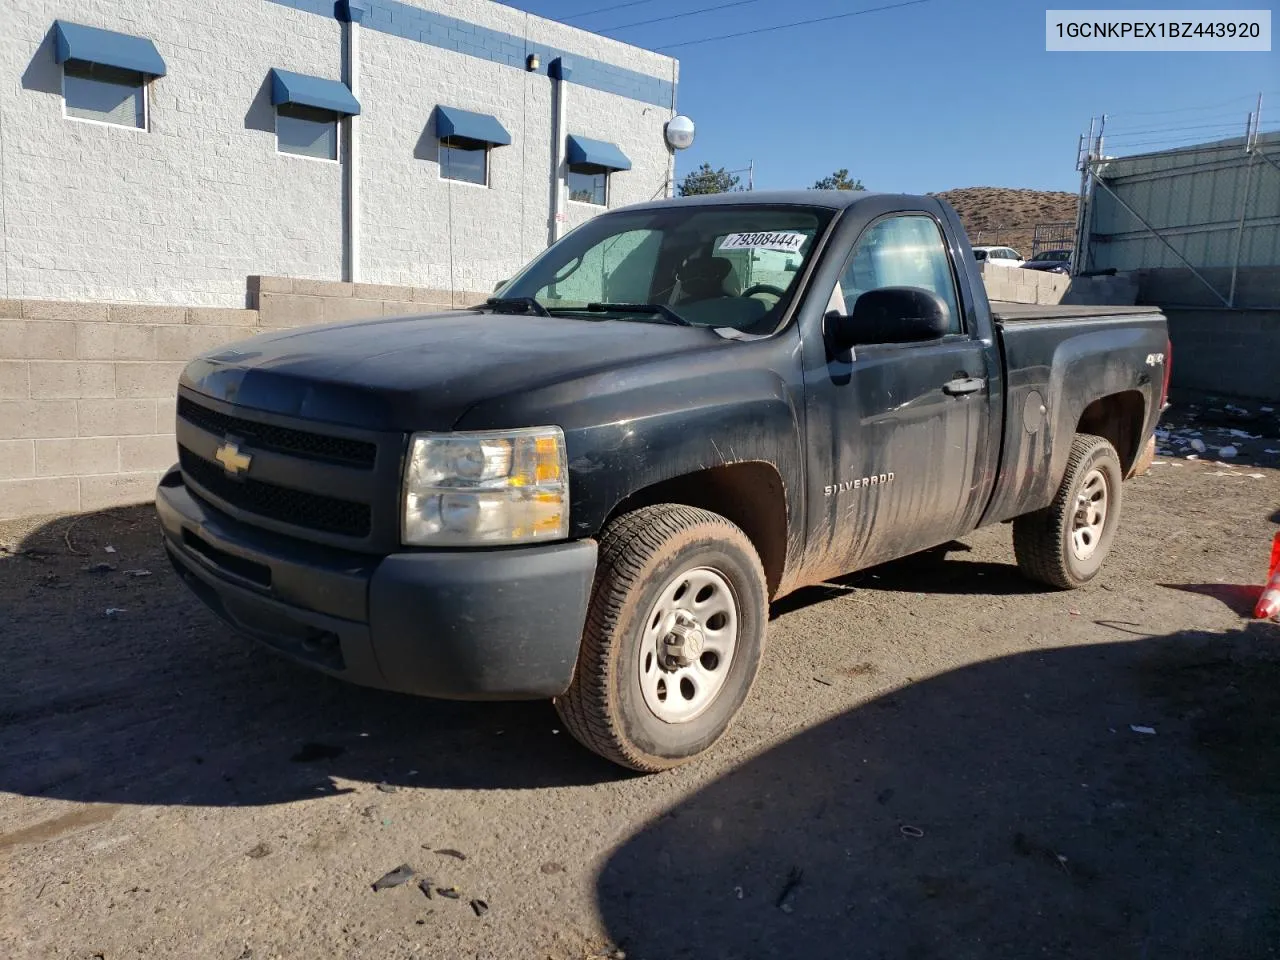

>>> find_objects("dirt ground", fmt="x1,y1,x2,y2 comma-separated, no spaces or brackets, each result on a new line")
3,404,1280,960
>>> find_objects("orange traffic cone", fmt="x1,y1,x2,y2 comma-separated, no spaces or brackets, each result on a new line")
1256,530,1280,620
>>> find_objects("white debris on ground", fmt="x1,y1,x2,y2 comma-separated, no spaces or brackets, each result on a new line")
1155,395,1280,470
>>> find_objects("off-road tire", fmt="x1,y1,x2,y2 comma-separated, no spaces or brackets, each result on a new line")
555,504,768,773
1013,433,1123,590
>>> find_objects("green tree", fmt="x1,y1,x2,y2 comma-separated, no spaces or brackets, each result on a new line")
678,163,742,196
812,169,866,191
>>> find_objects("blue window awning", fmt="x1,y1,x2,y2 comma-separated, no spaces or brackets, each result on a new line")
566,135,631,172
269,68,361,116
53,20,166,77
436,106,511,147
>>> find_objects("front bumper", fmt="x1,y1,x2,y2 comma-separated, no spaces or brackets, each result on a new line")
156,466,597,700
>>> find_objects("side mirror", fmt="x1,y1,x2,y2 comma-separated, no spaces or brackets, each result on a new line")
493,279,508,293
826,286,951,350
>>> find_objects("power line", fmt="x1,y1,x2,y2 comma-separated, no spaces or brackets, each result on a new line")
1105,119,1257,139
598,0,763,32
561,0,657,22
1104,127,1277,152
1104,92,1271,118
654,0,932,50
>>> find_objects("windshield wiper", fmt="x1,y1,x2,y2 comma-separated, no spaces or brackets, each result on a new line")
483,296,549,317
584,302,692,326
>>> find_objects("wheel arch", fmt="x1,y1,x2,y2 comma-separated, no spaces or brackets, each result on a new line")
604,461,789,600
1076,390,1147,475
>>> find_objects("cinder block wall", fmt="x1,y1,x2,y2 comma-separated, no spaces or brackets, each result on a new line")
979,263,1139,306
1,282,477,520
1164,308,1280,403
0,299,259,518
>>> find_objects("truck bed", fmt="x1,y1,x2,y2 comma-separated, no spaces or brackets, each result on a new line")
991,302,1162,322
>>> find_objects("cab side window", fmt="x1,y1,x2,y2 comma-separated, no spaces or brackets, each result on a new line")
837,215,963,336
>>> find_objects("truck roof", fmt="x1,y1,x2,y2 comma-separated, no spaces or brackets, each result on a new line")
618,189,901,212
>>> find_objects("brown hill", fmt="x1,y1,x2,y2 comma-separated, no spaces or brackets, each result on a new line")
930,187,1079,258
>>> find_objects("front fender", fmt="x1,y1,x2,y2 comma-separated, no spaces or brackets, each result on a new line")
453,332,807,543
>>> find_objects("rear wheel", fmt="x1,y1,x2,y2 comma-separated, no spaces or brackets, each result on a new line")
555,504,768,772
1013,433,1123,589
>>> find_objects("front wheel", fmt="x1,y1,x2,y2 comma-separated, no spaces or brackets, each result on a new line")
554,504,768,773
1013,433,1123,589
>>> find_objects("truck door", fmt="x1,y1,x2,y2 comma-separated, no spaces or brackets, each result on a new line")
803,209,993,574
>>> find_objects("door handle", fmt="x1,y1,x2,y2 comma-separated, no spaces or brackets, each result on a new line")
943,377,985,396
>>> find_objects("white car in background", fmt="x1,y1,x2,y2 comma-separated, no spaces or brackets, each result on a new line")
972,245,1024,268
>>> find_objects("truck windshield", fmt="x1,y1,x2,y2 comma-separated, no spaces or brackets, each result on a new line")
492,204,836,334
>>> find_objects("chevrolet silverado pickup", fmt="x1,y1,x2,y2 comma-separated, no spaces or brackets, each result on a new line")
156,190,1170,771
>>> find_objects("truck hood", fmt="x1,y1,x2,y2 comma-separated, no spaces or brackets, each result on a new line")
181,310,731,431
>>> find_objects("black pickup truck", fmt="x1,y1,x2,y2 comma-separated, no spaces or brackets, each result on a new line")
156,190,1170,771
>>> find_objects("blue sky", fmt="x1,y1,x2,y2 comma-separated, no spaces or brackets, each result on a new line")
503,0,1278,193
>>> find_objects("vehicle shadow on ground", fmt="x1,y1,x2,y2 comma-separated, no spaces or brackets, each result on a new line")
596,624,1280,960
0,506,620,807
1,511,1042,807
771,541,1038,618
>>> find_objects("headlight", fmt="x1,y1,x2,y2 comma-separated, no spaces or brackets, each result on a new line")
402,426,569,546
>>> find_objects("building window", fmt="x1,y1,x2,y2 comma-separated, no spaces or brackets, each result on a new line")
440,136,488,185
568,164,609,206
277,102,339,161
63,60,146,129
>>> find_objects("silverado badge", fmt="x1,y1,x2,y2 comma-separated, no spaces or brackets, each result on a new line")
214,440,252,476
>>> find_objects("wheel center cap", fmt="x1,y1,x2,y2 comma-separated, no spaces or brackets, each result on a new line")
662,611,704,669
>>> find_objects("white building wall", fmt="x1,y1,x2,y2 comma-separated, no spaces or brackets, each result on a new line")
0,0,678,307
1,0,345,307
359,28,546,293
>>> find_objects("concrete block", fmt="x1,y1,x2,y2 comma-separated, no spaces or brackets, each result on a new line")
80,472,164,512
35,437,119,477
154,325,247,361
248,276,295,300
453,290,487,309
119,434,178,472
323,298,385,323
0,299,22,319
187,307,260,326
257,293,327,327
77,399,158,438
115,362,186,399
156,397,178,433
382,300,421,317
0,361,30,399
23,300,109,323
413,286,454,304
108,304,187,325
0,400,78,441
0,477,79,520
0,440,36,480
29,362,116,399
76,323,155,361
355,282,414,301
1012,284,1036,303
293,279,353,298
0,320,77,360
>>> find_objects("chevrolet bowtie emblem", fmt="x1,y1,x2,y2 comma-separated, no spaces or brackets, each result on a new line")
214,440,253,476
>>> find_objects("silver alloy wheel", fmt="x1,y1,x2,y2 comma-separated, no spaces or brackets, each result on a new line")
638,566,740,724
1070,467,1108,561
